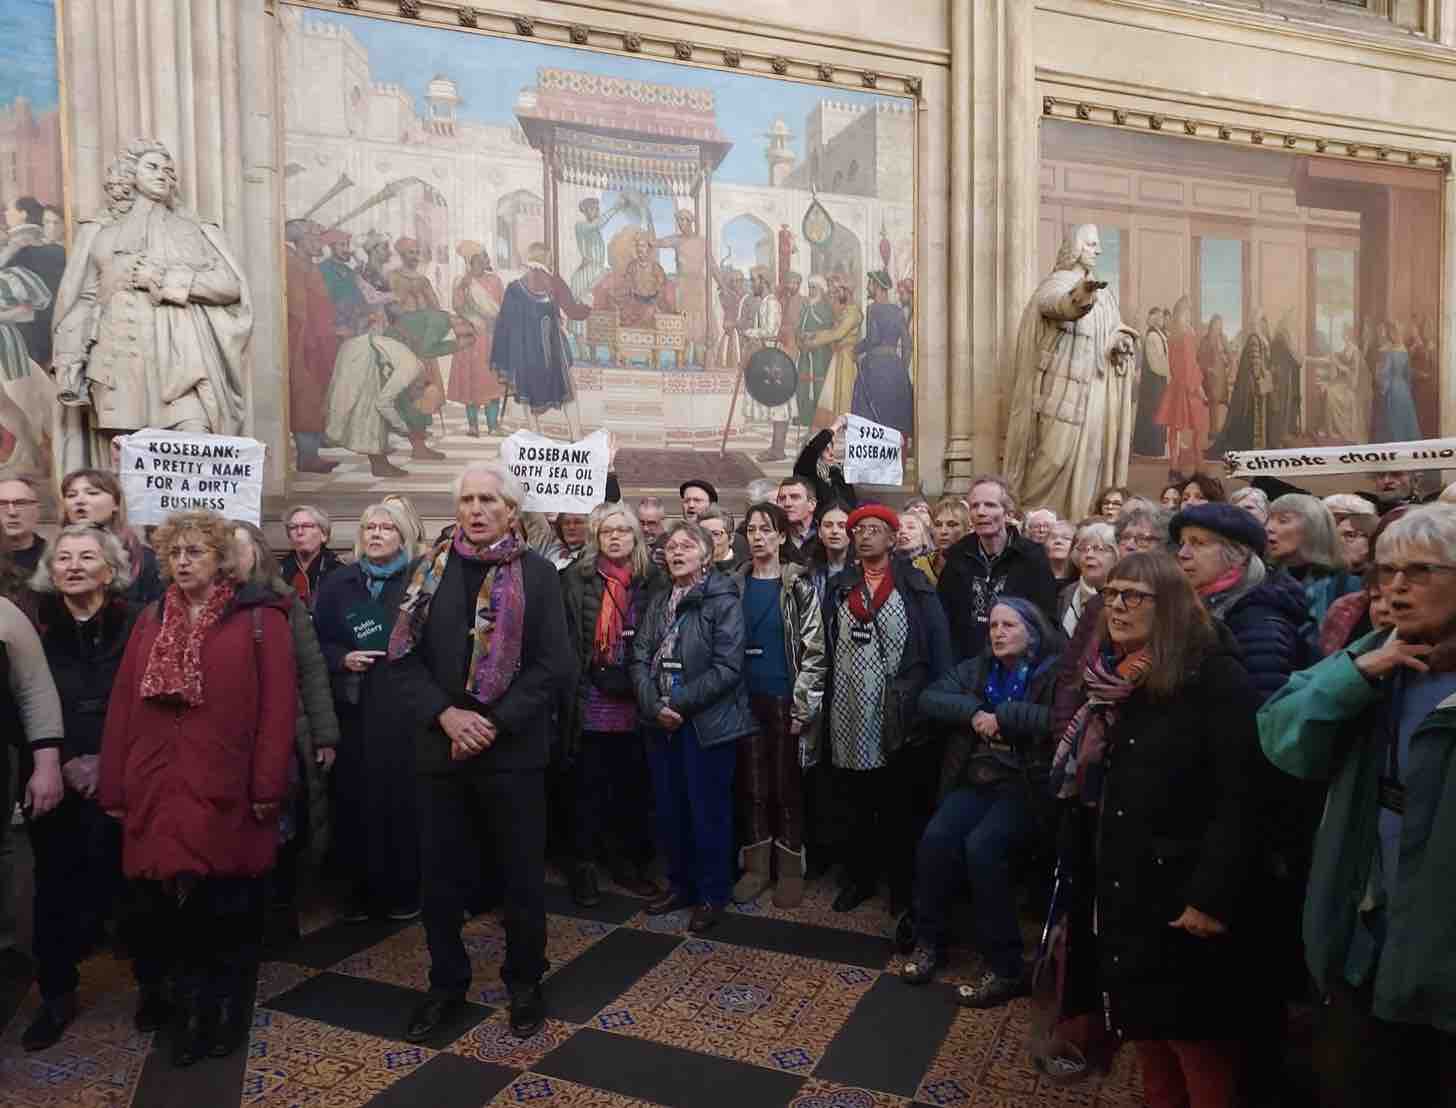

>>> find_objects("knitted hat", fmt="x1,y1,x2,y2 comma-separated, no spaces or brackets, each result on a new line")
847,503,900,532
1170,502,1266,557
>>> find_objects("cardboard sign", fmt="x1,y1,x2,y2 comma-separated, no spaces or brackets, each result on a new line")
842,415,904,486
1223,437,1456,479
501,429,610,514
345,601,392,652
120,429,266,525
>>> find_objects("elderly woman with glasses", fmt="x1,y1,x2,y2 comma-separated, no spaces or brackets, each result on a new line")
1265,493,1362,624
59,468,164,604
279,504,341,609
98,510,297,1066
1260,505,1456,1108
1058,520,1116,637
18,526,137,1051
314,503,422,923
561,504,664,907
630,520,753,934
1053,552,1260,1108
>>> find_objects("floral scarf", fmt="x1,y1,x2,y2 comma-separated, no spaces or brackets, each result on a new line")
388,527,525,709
593,556,634,666
1049,646,1152,808
139,580,237,706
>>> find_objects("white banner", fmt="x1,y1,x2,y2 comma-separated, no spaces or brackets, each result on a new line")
842,414,904,486
1223,437,1456,479
501,429,610,514
120,429,266,526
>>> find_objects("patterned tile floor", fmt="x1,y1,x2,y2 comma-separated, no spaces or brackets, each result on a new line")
0,875,1146,1108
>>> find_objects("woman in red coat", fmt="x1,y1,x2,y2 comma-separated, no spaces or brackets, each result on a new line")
98,510,297,1067
1155,297,1210,473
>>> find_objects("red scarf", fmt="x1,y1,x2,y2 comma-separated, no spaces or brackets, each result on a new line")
594,555,633,665
139,580,237,707
848,560,895,622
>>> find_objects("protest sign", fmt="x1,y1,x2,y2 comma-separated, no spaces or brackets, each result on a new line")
841,415,904,486
501,429,610,514
1223,437,1456,479
120,429,266,525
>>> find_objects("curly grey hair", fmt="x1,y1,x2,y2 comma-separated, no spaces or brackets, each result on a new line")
30,523,134,595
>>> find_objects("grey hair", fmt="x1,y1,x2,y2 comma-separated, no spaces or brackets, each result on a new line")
1269,493,1344,571
586,502,652,578
353,502,412,561
1230,487,1269,517
285,503,332,534
661,519,713,565
30,523,133,594
697,505,734,530
636,496,664,513
1024,508,1058,529
453,461,526,509
1375,504,1456,568
746,478,779,503
1115,507,1171,543
1120,496,1157,517
1323,493,1378,519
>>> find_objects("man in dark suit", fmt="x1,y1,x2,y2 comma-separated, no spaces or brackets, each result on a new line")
388,461,577,1041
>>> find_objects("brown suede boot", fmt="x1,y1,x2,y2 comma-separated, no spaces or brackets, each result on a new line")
732,840,772,904
772,841,804,908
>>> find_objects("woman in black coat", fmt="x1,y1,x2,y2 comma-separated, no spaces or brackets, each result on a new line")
314,502,421,921
629,520,753,935
1051,552,1258,1108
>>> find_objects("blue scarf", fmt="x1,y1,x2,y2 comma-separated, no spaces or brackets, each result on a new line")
983,657,1032,708
360,550,410,599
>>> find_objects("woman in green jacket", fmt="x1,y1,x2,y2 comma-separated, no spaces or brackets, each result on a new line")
1258,504,1456,1108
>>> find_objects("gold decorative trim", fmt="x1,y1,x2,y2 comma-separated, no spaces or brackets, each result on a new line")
1042,96,1450,175
309,0,923,98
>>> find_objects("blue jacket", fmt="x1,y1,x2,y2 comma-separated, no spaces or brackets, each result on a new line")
1210,560,1316,704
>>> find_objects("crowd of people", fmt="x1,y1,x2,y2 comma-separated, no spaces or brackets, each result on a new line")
1,446,1453,1108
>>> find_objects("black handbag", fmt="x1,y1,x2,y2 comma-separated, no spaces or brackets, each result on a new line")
589,661,634,697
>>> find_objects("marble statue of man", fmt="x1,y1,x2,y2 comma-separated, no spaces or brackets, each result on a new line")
1002,224,1139,520
52,138,252,469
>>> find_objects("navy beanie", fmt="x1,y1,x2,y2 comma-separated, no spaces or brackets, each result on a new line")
1170,502,1267,557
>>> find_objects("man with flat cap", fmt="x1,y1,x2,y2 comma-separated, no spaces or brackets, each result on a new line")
679,479,747,562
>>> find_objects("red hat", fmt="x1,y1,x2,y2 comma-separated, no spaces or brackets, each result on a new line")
847,503,900,532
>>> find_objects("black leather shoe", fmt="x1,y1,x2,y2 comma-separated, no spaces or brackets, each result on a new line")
645,889,693,916
832,883,875,913
135,984,172,1033
21,993,77,1052
688,904,724,934
571,862,602,908
171,997,213,1068
508,984,545,1039
405,992,464,1043
209,993,251,1058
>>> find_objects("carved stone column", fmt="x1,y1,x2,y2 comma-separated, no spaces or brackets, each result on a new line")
943,0,975,491
60,0,286,493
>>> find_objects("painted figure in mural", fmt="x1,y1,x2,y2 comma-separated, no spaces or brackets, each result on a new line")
620,230,669,328
491,242,591,438
778,271,804,367
42,206,64,246
810,275,865,431
285,219,342,473
897,277,916,384
1153,296,1208,473
324,306,423,477
1411,314,1439,428
359,231,393,295
0,226,55,476
654,209,709,365
711,265,746,370
52,138,252,472
1208,315,1273,455
1322,325,1363,442
737,268,768,422
1002,223,1139,521
318,229,366,333
448,241,506,437
570,196,622,311
1267,313,1302,448
1199,313,1234,437
741,268,787,461
3,196,65,367
1132,306,1168,458
384,235,450,460
796,275,835,431
851,270,913,439
1375,319,1422,442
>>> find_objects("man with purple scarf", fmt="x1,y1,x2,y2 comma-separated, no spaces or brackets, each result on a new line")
388,461,576,1042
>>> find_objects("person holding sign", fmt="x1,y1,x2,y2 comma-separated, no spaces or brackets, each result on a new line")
314,503,421,925
387,463,575,1042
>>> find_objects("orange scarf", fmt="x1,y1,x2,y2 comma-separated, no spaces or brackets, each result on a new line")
593,555,634,666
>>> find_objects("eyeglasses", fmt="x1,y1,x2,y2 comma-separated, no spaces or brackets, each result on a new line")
168,545,214,563
1100,586,1156,609
598,526,634,537
1374,562,1456,587
1076,542,1116,555
0,498,38,511
286,522,319,532
1120,533,1159,549
363,522,398,534
854,524,891,536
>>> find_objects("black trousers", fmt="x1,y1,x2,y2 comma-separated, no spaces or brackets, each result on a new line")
27,792,123,1000
1316,979,1456,1108
419,769,547,995
574,730,652,867
839,738,943,903
130,876,264,1003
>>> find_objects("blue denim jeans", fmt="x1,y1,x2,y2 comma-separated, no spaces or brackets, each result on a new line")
645,724,736,908
913,783,1033,978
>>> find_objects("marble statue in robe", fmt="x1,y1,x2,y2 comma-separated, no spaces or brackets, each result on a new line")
1002,224,1139,521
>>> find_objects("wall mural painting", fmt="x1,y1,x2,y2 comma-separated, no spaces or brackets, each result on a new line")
280,5,917,499
1039,118,1443,476
0,0,64,479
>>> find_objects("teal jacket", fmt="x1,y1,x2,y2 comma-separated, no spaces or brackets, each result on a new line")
1258,630,1456,1031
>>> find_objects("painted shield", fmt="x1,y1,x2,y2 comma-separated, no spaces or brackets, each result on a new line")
744,346,799,408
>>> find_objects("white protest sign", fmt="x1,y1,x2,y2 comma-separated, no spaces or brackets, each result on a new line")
841,414,904,486
500,429,610,514
120,429,266,525
1223,437,1456,479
